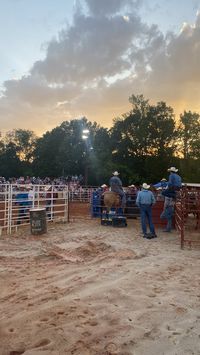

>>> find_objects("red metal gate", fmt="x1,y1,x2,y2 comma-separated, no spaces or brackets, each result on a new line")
175,187,200,248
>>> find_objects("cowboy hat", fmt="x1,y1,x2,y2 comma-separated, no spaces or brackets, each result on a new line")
101,184,107,188
128,184,135,188
112,171,119,176
26,184,32,190
161,178,167,181
142,183,150,189
167,167,178,172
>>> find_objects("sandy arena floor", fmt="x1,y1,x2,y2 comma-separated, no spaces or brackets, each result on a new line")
0,219,200,355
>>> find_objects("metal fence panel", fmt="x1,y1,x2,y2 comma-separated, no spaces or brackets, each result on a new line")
0,184,69,235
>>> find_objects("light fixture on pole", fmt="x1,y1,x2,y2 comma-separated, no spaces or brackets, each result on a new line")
82,129,89,134
82,128,90,186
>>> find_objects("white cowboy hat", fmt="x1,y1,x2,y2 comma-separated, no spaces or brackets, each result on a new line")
26,184,32,190
167,167,178,172
142,183,150,189
129,184,135,188
161,178,167,181
101,184,107,188
112,171,119,176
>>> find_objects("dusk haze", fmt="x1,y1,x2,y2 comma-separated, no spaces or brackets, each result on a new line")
0,0,200,134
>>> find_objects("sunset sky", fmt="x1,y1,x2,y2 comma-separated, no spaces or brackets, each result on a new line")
0,0,199,135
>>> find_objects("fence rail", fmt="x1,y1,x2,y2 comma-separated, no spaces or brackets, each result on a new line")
0,184,69,235
175,188,200,248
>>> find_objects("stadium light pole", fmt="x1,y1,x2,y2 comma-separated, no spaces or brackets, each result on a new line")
82,129,90,186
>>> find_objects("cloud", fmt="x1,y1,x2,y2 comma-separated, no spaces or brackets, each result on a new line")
0,0,200,134
85,0,141,16
31,11,145,83
143,12,200,109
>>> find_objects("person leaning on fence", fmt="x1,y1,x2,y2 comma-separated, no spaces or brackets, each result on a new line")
16,185,32,225
160,196,175,232
162,167,182,199
136,183,157,239
153,178,168,190
109,171,126,207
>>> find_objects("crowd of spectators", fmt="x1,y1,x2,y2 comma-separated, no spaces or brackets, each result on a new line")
0,175,84,186
0,175,92,202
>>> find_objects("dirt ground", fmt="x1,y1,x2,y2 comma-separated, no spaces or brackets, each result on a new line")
0,218,200,355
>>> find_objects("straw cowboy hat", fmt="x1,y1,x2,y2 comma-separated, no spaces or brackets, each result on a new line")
142,183,150,189
167,167,178,172
161,178,167,181
129,184,135,188
112,171,119,176
101,184,107,188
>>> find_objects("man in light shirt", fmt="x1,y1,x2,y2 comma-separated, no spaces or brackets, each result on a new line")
136,183,157,239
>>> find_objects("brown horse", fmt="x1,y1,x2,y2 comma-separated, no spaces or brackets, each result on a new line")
103,191,121,216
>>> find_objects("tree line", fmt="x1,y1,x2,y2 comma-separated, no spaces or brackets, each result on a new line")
0,95,199,185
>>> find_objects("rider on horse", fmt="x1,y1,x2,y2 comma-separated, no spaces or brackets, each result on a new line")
109,171,126,207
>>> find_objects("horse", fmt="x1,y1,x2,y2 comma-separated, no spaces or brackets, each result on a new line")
102,191,122,217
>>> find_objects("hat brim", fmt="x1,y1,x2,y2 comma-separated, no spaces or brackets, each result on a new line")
167,168,178,172
142,185,150,189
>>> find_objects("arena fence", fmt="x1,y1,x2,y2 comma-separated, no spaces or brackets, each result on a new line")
0,184,69,235
68,186,97,202
175,187,200,248
1,183,199,245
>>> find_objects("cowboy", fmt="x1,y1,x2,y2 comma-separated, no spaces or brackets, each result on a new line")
109,171,126,207
125,184,139,218
160,196,175,232
162,167,182,198
136,183,157,239
101,184,109,193
153,178,168,190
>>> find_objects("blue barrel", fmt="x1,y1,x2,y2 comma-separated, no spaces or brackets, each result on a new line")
91,191,101,217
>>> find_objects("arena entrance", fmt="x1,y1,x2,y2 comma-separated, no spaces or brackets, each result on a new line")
68,187,95,220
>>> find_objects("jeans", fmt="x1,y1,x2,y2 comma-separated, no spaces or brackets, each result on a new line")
160,206,174,231
162,189,176,198
162,185,181,199
139,204,155,235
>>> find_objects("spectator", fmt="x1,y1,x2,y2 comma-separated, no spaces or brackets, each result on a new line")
15,185,32,225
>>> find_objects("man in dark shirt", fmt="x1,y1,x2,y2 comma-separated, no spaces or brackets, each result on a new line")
109,171,126,207
162,167,182,198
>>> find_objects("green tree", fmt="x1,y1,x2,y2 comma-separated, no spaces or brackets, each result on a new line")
178,111,200,159
4,129,37,163
33,118,111,184
0,141,21,177
110,95,177,183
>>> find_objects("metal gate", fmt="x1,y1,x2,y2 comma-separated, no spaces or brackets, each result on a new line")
0,184,69,235
175,187,200,248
